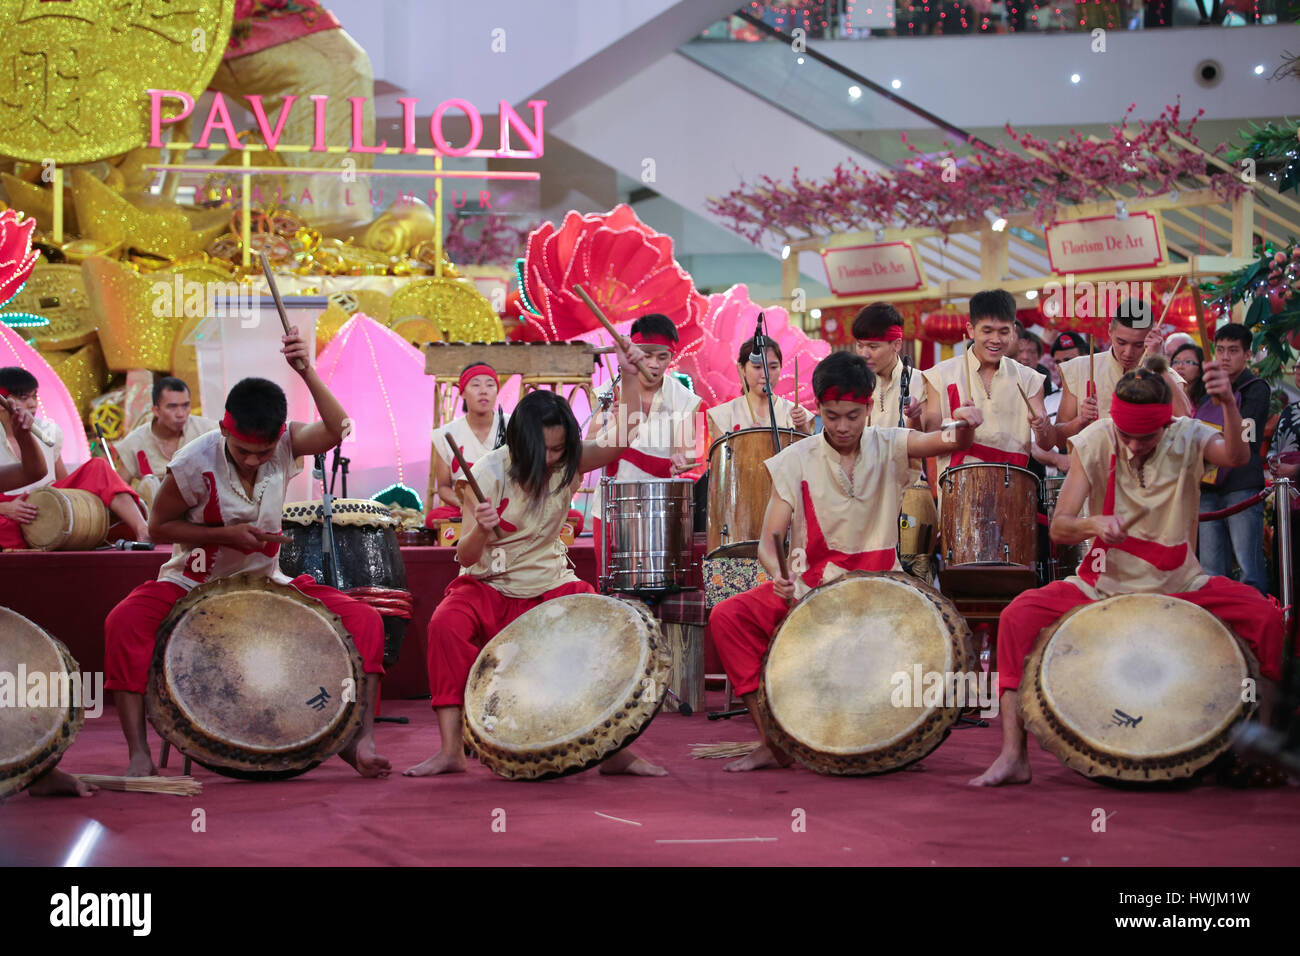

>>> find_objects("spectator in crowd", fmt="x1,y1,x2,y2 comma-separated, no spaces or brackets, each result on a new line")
1171,342,1204,406
1048,332,1088,390
1195,325,1271,593
1164,331,1197,358
1268,361,1300,598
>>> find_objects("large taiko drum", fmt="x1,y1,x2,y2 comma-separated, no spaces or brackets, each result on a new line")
1020,594,1258,782
938,462,1039,593
0,608,85,798
706,426,805,557
20,486,109,550
146,574,365,780
279,498,412,666
758,572,976,775
600,477,694,592
1040,476,1089,581
463,594,672,780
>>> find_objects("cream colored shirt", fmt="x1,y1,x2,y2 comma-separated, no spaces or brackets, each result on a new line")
707,394,806,437
433,410,509,476
115,414,218,484
0,419,62,495
1059,349,1185,421
766,427,912,601
1066,417,1219,599
921,351,1044,473
460,446,580,599
866,358,928,429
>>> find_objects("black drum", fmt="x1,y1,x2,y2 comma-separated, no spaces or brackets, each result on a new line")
280,499,412,666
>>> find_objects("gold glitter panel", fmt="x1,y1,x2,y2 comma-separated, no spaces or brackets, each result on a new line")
390,278,504,343
170,314,206,414
0,0,236,164
71,169,229,260
51,340,111,419
2,262,98,352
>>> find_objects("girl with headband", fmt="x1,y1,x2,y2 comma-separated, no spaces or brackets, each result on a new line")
425,362,508,528
104,326,391,781
709,350,983,772
706,335,811,446
971,353,1284,788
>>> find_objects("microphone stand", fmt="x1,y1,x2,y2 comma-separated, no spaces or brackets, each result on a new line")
313,453,341,590
754,311,782,456
898,353,911,429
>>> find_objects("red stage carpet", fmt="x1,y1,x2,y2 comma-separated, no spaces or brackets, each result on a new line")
2,697,1297,867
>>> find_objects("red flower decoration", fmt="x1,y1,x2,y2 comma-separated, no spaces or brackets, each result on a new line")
0,210,40,310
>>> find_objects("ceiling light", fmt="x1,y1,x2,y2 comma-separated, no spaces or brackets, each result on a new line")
1070,73,1081,84
891,79,902,90
1025,289,1038,300
781,245,791,260
1254,64,1266,75
810,308,823,318
848,85,862,99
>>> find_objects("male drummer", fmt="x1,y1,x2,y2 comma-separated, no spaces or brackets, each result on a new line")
103,329,390,779
920,291,1057,472
405,335,668,777
853,303,927,435
113,376,218,502
709,351,983,771
969,355,1284,786
1054,298,1192,442
0,367,149,548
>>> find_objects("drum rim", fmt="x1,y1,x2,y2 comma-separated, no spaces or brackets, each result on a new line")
21,486,75,549
462,594,671,780
759,571,975,775
1019,594,1259,782
0,607,86,799
146,573,365,780
706,425,805,461
938,462,1041,485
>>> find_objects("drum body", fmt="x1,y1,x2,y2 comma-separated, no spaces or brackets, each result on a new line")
938,463,1039,592
463,594,671,780
0,608,85,798
1040,476,1088,581
136,474,162,514
706,427,805,556
1020,594,1258,782
147,574,364,780
280,498,411,666
758,572,976,775
601,477,694,592
899,480,938,581
20,487,109,550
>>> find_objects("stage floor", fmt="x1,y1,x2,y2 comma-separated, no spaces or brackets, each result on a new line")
3,697,1297,867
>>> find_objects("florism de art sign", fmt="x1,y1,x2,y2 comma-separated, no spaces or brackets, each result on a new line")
1044,213,1164,275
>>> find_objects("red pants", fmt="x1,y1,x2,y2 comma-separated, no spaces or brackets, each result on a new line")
0,458,141,549
427,575,595,707
709,581,792,696
996,577,1284,696
104,573,385,694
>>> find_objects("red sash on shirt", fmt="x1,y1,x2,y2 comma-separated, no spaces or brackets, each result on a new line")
1075,452,1187,586
606,446,674,479
136,450,153,478
799,481,895,586
945,384,1030,468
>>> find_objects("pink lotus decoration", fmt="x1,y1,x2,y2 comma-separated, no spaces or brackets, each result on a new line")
684,284,831,410
0,322,90,467
518,204,705,364
0,209,40,310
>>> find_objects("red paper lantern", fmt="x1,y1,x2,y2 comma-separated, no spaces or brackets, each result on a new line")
921,309,967,345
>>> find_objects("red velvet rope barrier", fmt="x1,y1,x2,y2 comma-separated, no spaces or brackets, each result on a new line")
1197,487,1272,523
343,586,414,619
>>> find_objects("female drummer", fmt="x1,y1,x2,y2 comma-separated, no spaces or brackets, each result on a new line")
705,336,811,446
708,350,983,771
104,328,391,779
970,355,1285,787
405,334,668,778
425,363,508,525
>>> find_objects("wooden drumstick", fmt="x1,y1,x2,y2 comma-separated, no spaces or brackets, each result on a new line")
1015,381,1036,417
258,250,307,372
1189,277,1222,406
446,434,505,540
794,355,800,405
772,532,793,606
572,284,654,381
1088,335,1095,400
1118,506,1150,535
965,340,977,403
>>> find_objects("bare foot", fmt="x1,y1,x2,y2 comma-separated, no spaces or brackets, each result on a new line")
968,751,1032,787
339,737,391,778
27,768,97,797
126,751,157,778
599,749,668,776
724,743,792,772
402,749,467,777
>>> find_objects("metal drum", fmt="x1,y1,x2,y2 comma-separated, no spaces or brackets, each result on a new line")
600,477,694,593
758,571,976,775
938,462,1040,594
1020,594,1258,782
706,426,805,557
280,498,411,667
1040,476,1089,581
463,594,672,780
20,487,109,550
0,608,85,798
147,574,364,781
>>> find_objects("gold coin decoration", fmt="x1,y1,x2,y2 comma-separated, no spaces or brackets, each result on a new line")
2,263,97,352
89,401,125,441
389,316,443,346
390,278,504,343
0,0,235,164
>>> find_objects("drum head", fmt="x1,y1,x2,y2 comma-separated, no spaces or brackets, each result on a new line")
0,608,84,798
760,572,974,775
282,498,397,528
1020,594,1257,782
147,575,364,780
463,594,671,780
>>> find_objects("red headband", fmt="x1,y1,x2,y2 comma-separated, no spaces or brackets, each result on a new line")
457,364,499,393
883,325,904,342
817,385,873,407
1110,396,1172,435
630,331,678,354
221,411,286,446
0,387,8,398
